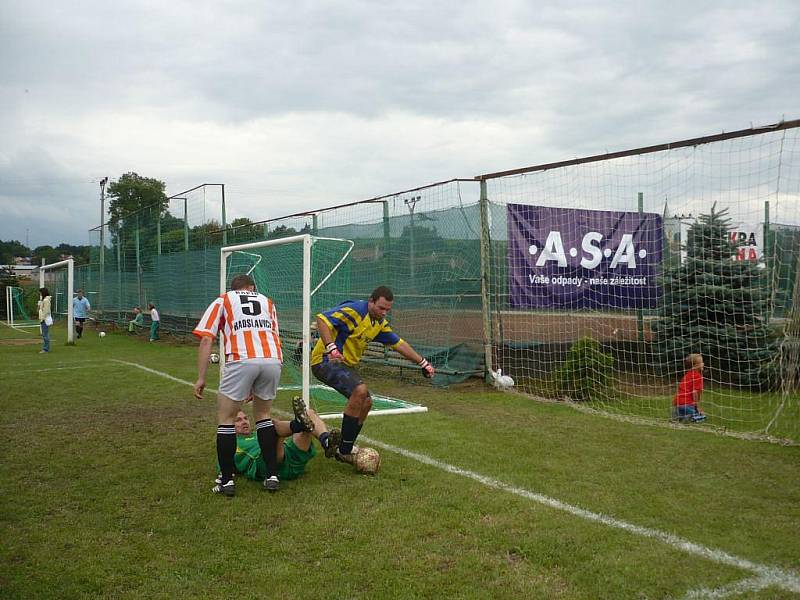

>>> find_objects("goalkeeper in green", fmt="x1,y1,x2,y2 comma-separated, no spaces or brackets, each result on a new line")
312,285,434,464
220,401,340,487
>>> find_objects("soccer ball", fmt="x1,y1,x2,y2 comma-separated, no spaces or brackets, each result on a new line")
99,332,106,338
354,447,381,475
209,353,220,364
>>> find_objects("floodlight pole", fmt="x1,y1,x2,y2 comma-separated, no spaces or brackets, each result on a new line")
99,177,108,312
404,196,420,286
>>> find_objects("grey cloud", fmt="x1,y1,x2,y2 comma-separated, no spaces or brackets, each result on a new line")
0,147,100,246
0,0,798,245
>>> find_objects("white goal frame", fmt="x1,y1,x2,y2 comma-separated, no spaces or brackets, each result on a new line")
220,234,354,409
40,258,75,344
5,286,39,329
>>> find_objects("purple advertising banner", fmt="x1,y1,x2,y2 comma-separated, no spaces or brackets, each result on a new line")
507,204,662,309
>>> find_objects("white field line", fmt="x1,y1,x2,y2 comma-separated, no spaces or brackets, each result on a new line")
0,360,112,375
110,360,213,391
681,575,778,599
1,365,99,374
360,435,800,595
109,358,800,596
0,321,39,335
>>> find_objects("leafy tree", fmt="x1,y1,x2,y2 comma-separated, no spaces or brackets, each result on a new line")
107,173,168,232
0,240,30,265
227,217,262,244
3,240,92,266
54,243,91,264
189,220,223,249
267,225,298,240
106,173,167,270
31,245,61,265
149,211,190,254
652,206,776,389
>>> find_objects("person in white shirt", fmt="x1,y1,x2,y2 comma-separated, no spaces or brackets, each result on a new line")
148,303,160,342
72,289,91,339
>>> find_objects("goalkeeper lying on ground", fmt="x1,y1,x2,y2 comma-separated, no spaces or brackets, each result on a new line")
214,398,341,495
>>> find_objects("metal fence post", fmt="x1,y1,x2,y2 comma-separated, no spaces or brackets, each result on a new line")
479,179,494,381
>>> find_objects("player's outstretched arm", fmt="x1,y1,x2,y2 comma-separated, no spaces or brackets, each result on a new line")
194,335,214,399
395,341,435,378
316,316,343,362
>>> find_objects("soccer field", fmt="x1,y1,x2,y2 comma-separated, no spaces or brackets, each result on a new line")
1,323,799,599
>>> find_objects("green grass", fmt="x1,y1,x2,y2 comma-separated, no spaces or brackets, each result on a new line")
585,388,800,442
1,324,799,599
520,372,800,442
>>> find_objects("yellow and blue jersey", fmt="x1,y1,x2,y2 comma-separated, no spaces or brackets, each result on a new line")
311,299,403,367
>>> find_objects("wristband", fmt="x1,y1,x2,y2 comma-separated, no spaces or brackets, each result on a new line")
418,358,429,368
326,342,338,354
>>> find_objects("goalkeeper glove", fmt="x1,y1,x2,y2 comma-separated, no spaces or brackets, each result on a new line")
325,342,343,361
418,358,435,378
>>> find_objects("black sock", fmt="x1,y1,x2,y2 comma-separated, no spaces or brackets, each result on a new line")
216,425,236,484
76,325,82,337
289,419,305,434
256,419,278,478
318,431,330,450
340,414,360,454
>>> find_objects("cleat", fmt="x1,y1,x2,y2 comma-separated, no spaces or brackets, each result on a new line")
324,428,342,458
212,479,235,497
292,396,314,432
214,473,230,485
335,445,360,465
263,475,280,492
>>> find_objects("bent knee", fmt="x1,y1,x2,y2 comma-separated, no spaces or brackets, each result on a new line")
353,384,370,400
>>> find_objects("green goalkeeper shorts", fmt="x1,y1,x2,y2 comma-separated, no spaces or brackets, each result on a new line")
278,437,317,480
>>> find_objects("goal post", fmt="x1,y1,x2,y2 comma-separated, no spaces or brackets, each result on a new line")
40,258,75,344
220,234,428,418
221,234,315,407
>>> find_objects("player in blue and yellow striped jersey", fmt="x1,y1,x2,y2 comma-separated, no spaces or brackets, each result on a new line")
312,285,434,464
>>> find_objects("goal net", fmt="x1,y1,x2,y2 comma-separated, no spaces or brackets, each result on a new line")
221,234,427,418
40,259,75,344
483,123,800,442
5,286,39,329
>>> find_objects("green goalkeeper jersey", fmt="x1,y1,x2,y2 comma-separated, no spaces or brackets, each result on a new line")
229,434,317,481
234,434,266,480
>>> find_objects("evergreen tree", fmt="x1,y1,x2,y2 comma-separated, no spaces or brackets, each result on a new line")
653,205,776,389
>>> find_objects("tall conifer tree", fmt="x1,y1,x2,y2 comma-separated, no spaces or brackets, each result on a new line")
653,205,775,388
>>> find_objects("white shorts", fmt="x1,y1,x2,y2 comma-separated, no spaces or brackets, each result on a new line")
218,358,282,402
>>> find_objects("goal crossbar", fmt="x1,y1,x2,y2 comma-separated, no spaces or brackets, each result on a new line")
220,235,355,408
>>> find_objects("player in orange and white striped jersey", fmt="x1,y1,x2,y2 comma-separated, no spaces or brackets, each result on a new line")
192,273,292,495
193,288,282,362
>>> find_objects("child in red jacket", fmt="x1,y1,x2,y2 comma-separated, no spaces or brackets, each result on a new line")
672,353,707,423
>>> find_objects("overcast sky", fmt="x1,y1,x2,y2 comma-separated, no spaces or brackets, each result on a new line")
1,0,798,249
